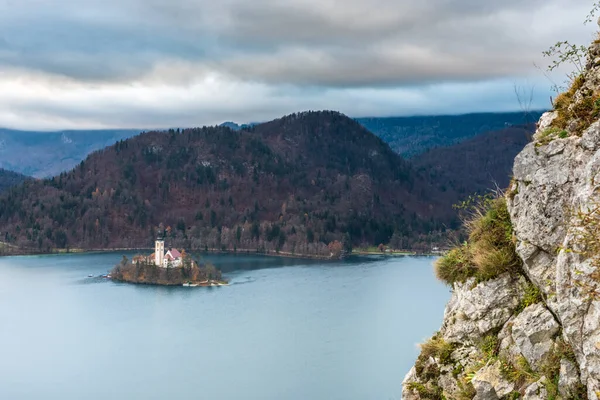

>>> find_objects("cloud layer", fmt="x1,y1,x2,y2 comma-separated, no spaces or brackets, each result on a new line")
0,0,596,129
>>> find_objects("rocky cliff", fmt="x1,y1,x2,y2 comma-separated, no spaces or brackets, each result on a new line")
402,38,600,400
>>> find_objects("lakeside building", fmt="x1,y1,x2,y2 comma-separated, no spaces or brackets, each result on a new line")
133,237,184,268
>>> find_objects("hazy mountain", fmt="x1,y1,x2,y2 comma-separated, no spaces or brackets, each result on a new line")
219,122,242,131
0,128,140,178
356,111,543,157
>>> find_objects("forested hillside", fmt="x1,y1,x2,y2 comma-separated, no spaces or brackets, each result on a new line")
412,124,534,198
0,169,29,194
0,111,458,255
0,112,541,179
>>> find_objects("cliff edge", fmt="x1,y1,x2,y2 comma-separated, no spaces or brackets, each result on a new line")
402,37,600,400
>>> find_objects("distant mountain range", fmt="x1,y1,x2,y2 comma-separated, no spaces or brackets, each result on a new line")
0,111,543,178
0,128,140,177
357,111,543,157
0,111,458,254
219,122,258,131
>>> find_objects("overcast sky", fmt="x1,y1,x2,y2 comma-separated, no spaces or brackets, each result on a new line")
0,0,597,130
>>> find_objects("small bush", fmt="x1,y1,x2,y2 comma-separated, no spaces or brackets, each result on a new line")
517,283,543,313
537,127,569,145
552,75,585,127
539,341,564,399
559,130,569,138
435,244,476,284
500,355,538,387
436,196,522,285
552,74,600,135
478,334,500,361
415,334,456,378
452,363,464,378
405,382,443,400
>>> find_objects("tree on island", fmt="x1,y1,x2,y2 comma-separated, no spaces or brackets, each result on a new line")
328,240,343,259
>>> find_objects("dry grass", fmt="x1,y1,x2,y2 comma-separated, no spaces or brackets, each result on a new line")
552,74,600,135
415,334,456,377
409,334,456,400
499,355,538,388
420,336,456,364
404,382,444,400
499,339,586,399
435,244,476,284
435,195,522,285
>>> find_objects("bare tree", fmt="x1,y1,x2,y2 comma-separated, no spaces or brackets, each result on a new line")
513,83,535,124
536,4,598,99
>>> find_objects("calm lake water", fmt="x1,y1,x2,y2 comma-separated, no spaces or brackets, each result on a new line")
0,253,449,400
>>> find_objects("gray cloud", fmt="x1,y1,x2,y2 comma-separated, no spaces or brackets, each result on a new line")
0,0,593,85
0,0,595,129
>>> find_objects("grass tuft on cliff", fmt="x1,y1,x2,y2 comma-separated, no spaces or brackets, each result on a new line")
516,283,543,313
404,381,444,400
550,70,600,137
409,334,455,399
415,334,456,379
436,195,521,286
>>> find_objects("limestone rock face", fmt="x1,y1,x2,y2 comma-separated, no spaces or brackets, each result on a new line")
403,39,600,400
559,359,582,398
443,274,526,342
401,367,419,400
511,303,560,367
523,378,548,400
472,362,514,399
509,114,600,397
472,378,499,400
506,40,600,398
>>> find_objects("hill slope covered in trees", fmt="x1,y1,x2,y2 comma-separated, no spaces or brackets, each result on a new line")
0,112,542,179
0,111,459,256
411,124,535,198
0,169,29,194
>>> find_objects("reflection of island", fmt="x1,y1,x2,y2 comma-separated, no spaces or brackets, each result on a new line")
110,236,226,286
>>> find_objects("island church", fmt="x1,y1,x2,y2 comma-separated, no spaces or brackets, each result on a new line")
135,237,184,268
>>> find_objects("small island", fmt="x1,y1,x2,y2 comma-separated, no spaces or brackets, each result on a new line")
110,236,227,287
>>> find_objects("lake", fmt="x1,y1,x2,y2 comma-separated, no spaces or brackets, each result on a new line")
0,252,449,400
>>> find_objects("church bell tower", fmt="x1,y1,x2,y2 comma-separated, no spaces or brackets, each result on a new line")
155,236,165,267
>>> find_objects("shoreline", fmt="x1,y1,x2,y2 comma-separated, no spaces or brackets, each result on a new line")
111,276,229,287
0,246,441,259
